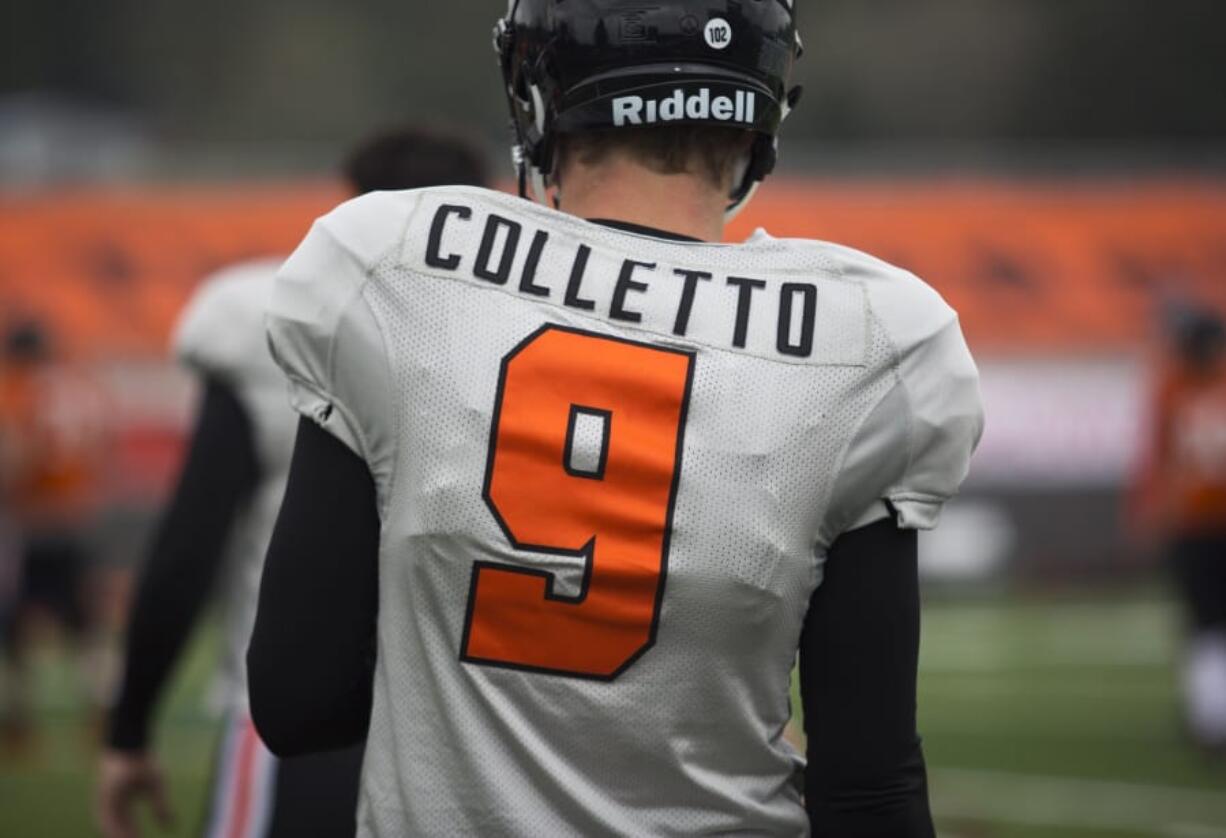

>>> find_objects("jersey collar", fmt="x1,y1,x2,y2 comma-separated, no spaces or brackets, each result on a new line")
588,218,702,243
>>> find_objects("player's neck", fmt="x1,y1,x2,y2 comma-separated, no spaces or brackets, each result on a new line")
555,159,726,243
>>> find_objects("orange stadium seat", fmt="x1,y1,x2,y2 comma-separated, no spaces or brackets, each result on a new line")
1,178,1223,359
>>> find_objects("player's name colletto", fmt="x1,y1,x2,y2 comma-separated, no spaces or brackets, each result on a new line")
418,201,847,363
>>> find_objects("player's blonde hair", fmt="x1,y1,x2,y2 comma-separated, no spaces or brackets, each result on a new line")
556,125,754,192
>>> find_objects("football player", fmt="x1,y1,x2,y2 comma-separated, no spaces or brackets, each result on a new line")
250,2,984,836
96,128,489,838
0,321,107,753
1135,304,1226,752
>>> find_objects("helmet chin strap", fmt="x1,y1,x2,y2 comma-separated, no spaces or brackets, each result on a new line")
724,179,761,223
724,86,800,222
528,162,551,207
525,83,553,206
724,152,755,222
511,142,552,207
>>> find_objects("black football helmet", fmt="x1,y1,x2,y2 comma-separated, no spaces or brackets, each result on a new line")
494,0,803,218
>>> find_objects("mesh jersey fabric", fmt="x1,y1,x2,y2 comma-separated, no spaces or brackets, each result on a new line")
266,186,983,837
174,259,296,711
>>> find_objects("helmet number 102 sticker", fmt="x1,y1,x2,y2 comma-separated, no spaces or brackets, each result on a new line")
705,18,732,50
461,326,695,680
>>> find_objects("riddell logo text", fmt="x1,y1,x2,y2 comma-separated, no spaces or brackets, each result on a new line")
611,88,756,126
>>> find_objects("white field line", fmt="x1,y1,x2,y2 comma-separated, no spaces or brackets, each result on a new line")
931,767,1226,833
920,609,1176,672
919,649,1171,673
1164,825,1226,838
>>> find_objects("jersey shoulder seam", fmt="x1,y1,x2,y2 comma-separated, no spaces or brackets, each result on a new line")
862,265,955,507
311,219,401,513
359,258,402,524
316,196,416,384
816,305,909,547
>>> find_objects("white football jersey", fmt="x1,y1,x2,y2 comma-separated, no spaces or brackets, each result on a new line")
267,186,983,837
174,259,295,712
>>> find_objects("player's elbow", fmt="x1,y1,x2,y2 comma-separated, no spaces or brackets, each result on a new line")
248,703,306,759
252,717,359,761
247,644,372,758
806,738,934,837
247,650,307,757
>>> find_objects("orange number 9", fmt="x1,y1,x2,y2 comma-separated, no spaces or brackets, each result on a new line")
461,325,695,679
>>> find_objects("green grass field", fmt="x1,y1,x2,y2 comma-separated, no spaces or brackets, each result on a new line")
918,594,1226,838
3,591,1225,837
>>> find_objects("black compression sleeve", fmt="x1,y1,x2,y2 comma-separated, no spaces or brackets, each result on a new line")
108,378,260,751
800,518,935,838
248,417,380,758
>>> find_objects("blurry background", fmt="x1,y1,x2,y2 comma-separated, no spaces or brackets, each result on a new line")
2,1,1225,836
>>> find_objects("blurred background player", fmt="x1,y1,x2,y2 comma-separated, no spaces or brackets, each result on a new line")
96,127,490,838
0,320,109,753
1135,302,1226,753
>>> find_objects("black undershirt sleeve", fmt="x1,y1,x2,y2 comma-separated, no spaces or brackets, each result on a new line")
108,377,260,751
248,417,380,758
800,517,935,838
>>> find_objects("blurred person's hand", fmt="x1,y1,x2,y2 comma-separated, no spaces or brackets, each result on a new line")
96,750,174,838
